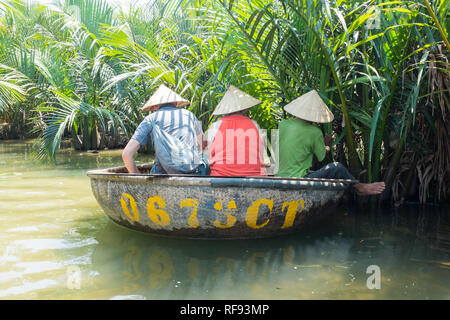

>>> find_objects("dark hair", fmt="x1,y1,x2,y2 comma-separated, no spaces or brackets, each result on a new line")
159,103,176,108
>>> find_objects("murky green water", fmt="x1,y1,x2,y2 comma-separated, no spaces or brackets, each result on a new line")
0,140,449,300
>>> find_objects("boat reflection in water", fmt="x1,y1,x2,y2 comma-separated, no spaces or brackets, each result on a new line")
90,205,449,300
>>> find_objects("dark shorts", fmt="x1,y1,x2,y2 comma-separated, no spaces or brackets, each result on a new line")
150,162,208,176
305,162,356,180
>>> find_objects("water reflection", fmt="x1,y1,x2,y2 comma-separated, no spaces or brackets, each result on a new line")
90,204,449,300
92,221,350,299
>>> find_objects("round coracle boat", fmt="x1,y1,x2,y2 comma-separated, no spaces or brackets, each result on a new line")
87,164,357,239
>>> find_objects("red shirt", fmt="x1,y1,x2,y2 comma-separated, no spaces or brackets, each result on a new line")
209,115,267,176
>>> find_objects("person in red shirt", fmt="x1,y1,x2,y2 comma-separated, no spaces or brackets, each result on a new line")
205,86,268,177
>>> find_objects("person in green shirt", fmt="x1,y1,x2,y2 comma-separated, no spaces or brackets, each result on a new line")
277,90,385,196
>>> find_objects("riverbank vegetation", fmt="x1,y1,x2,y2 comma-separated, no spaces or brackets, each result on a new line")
0,0,448,204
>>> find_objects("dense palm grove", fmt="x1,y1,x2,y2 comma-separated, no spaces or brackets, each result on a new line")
0,0,448,204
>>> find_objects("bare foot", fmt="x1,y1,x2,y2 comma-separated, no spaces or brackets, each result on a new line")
354,182,386,195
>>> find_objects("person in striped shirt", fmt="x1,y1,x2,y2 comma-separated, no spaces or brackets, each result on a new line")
122,85,206,175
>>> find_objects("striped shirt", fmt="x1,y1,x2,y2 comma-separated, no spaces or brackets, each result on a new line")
131,105,203,169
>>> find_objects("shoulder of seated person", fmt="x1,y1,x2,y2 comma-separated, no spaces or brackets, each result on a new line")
142,114,155,121
208,119,222,127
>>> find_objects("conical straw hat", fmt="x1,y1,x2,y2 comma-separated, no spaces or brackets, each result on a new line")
283,90,334,123
212,85,261,116
141,84,189,112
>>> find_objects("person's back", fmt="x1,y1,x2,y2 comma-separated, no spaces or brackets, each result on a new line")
276,89,385,196
132,105,203,174
208,114,267,176
122,84,205,175
205,85,268,177
277,118,325,178
135,105,202,156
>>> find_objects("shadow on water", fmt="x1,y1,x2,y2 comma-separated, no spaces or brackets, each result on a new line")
89,203,449,300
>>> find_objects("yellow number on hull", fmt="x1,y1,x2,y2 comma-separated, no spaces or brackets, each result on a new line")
180,198,200,228
120,193,140,222
213,200,237,229
119,193,306,231
146,196,170,227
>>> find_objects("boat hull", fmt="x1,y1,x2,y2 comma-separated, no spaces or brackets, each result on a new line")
87,165,355,239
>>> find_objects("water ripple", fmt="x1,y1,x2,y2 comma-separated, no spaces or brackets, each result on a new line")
12,238,99,252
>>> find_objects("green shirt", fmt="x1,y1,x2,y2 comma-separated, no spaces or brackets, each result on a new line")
277,118,326,178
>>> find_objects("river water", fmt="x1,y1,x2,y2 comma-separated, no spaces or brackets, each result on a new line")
0,140,448,300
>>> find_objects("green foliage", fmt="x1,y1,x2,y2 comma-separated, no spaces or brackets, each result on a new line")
0,0,448,202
